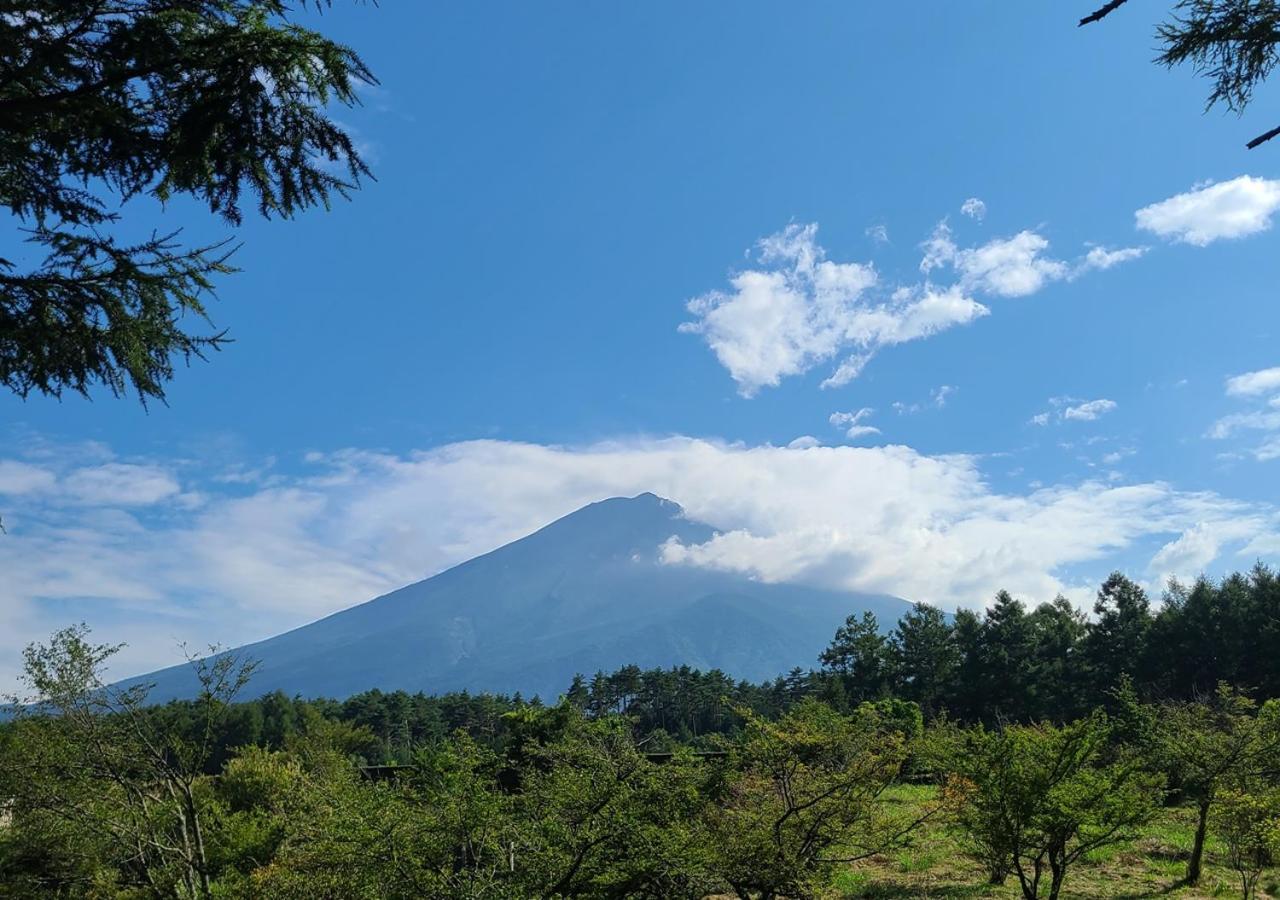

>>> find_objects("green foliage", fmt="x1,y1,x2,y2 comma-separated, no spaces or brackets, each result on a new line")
1083,0,1280,148
1214,785,1280,899
0,1,374,401
706,699,920,900
820,611,892,704
939,713,1164,900
0,625,257,898
1155,686,1280,884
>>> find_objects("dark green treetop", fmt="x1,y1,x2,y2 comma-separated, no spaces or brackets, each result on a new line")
0,1,374,402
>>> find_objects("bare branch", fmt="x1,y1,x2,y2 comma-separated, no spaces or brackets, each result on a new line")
1079,0,1132,27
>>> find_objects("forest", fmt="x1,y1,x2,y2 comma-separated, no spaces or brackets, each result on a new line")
2,567,1280,898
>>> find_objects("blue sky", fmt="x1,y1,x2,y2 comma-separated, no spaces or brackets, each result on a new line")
2,2,1279,685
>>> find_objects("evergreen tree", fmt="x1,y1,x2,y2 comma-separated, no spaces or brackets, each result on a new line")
0,1,374,402
1082,573,1152,702
982,591,1037,722
1079,0,1280,150
890,603,958,718
1028,598,1088,721
820,611,891,704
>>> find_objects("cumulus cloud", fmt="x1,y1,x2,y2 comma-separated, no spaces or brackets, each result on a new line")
685,210,1144,395
2,435,1275,691
1149,520,1261,585
829,408,881,440
919,226,1141,298
1136,176,1280,245
1226,366,1280,397
960,197,987,221
681,224,987,394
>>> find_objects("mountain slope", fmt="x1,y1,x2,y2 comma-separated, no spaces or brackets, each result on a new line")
132,493,909,702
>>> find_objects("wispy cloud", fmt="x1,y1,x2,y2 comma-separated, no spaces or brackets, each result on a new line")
829,408,881,440
1031,396,1118,425
893,385,956,415
1208,365,1280,461
1136,176,1280,246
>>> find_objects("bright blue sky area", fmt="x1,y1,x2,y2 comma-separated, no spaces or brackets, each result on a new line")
1,2,1278,682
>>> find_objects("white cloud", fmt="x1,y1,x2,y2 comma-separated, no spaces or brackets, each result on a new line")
1149,520,1261,585
920,225,1088,298
1032,397,1118,425
687,210,1142,395
1074,245,1147,275
681,224,987,394
829,408,881,440
921,225,1064,297
960,197,987,221
62,463,180,506
1062,399,1118,421
787,436,822,450
1209,365,1280,460
865,224,889,244
894,385,956,415
1136,176,1280,246
0,460,55,496
1226,366,1280,397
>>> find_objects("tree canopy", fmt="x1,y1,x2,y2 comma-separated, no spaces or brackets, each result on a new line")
0,1,374,402
1080,0,1280,148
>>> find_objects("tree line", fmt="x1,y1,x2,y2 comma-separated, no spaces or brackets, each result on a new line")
22,564,1275,777
3,618,1280,898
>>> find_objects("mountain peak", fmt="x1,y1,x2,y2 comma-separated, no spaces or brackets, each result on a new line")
124,494,908,703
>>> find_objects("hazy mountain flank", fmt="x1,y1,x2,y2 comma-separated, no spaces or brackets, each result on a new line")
132,493,907,702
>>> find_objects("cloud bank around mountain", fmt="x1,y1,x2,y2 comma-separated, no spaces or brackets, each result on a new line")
1,434,1275,690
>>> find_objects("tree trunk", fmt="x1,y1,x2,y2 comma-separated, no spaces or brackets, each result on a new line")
1187,799,1210,885
1048,856,1066,900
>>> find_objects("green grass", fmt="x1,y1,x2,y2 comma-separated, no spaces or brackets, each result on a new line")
824,785,1278,899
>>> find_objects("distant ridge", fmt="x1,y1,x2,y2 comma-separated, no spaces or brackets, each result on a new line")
128,494,910,702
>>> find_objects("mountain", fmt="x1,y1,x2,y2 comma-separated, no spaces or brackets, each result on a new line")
130,493,909,702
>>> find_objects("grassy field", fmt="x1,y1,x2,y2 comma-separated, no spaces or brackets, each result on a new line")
825,785,1277,899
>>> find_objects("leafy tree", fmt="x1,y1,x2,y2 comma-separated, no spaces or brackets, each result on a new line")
1214,786,1280,899
706,699,922,900
512,709,716,899
0,1,374,402
941,712,1163,900
1079,0,1280,149
1156,686,1280,884
0,625,256,898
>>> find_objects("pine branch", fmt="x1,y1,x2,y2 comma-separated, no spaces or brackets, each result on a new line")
1247,123,1280,148
1079,0,1132,27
